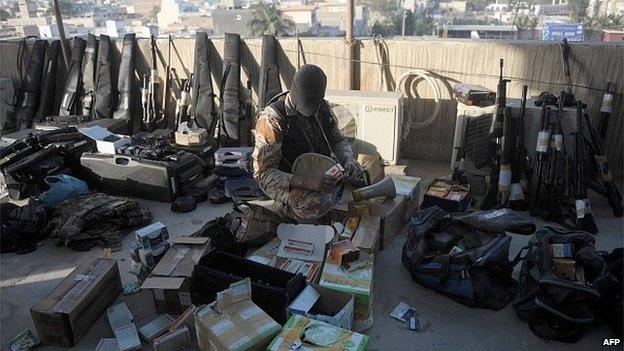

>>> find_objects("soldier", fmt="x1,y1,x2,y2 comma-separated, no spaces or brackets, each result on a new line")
252,64,362,222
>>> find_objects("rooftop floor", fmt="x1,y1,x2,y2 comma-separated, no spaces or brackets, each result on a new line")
1,160,621,350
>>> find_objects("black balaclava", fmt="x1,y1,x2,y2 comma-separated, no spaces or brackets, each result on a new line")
290,64,327,117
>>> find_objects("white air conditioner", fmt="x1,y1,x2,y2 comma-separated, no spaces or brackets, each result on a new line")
325,90,404,165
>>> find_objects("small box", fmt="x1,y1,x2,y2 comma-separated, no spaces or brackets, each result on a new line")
421,178,470,213
288,284,354,330
114,323,141,351
30,258,122,347
137,242,171,268
138,314,175,342
175,128,209,146
549,243,574,258
351,215,381,254
195,279,281,351
266,314,369,351
553,258,576,280
142,236,211,313
319,242,373,321
79,125,131,154
134,222,169,250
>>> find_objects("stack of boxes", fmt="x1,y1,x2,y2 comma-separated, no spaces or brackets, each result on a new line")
129,222,170,280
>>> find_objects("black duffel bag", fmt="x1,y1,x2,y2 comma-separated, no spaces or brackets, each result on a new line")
402,206,535,310
191,250,306,324
513,225,611,343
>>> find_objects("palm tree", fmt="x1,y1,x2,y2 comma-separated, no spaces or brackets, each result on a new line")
249,2,295,37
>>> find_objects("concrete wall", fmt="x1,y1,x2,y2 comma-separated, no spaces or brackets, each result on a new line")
1,37,622,176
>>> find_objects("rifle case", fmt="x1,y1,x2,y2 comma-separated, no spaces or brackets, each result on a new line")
220,33,241,146
80,34,98,116
59,38,86,116
79,151,202,202
92,34,114,119
258,35,282,109
34,116,127,134
112,33,136,134
35,40,60,121
191,250,306,324
191,32,217,134
15,39,48,129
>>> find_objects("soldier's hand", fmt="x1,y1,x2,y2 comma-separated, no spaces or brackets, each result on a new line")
344,160,364,183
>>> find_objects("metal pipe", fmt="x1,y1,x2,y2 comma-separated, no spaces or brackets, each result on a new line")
346,0,354,89
52,0,70,69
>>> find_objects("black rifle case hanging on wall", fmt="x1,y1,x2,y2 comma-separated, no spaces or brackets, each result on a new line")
258,34,281,109
80,34,98,117
15,39,48,129
220,33,241,146
59,37,86,116
93,34,114,119
191,32,217,136
35,40,60,121
113,33,136,133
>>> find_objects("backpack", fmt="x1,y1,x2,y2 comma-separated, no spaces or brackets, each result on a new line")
513,225,611,343
402,206,535,310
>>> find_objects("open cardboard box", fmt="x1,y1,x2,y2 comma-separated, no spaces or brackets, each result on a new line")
288,283,354,330
141,236,211,313
273,224,334,282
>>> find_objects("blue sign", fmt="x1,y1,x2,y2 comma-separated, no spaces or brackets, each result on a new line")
543,23,584,41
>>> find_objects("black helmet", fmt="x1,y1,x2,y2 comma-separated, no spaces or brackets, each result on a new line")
290,64,327,117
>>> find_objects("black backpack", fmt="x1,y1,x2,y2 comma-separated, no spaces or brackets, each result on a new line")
513,225,611,343
402,206,535,310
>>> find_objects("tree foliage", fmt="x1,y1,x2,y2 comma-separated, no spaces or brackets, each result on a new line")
466,0,495,12
357,0,399,15
248,2,295,37
149,6,160,22
515,13,539,29
567,0,589,22
585,14,624,29
0,8,9,21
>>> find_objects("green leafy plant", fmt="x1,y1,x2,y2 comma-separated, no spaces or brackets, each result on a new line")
248,2,295,37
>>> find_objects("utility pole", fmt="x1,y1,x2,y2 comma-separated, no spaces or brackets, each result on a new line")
52,0,70,68
346,0,355,90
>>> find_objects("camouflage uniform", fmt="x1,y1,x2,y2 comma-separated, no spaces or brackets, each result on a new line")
252,93,356,220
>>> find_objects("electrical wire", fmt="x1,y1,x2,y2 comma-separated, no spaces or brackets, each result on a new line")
242,41,614,94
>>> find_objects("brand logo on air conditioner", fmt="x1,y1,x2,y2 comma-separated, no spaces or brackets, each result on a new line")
365,105,395,113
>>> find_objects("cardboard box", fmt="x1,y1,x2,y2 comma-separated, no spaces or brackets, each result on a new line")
246,237,281,265
351,215,381,254
266,314,369,351
175,128,209,146
288,284,354,330
134,222,169,250
142,236,211,313
319,242,373,321
370,175,421,250
194,278,281,351
30,258,122,347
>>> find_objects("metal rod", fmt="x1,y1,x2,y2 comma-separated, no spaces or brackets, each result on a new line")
52,0,70,69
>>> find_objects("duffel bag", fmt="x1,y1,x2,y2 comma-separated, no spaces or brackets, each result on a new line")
402,206,535,310
513,225,611,343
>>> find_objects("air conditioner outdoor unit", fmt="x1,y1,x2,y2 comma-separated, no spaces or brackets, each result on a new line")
324,90,404,165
